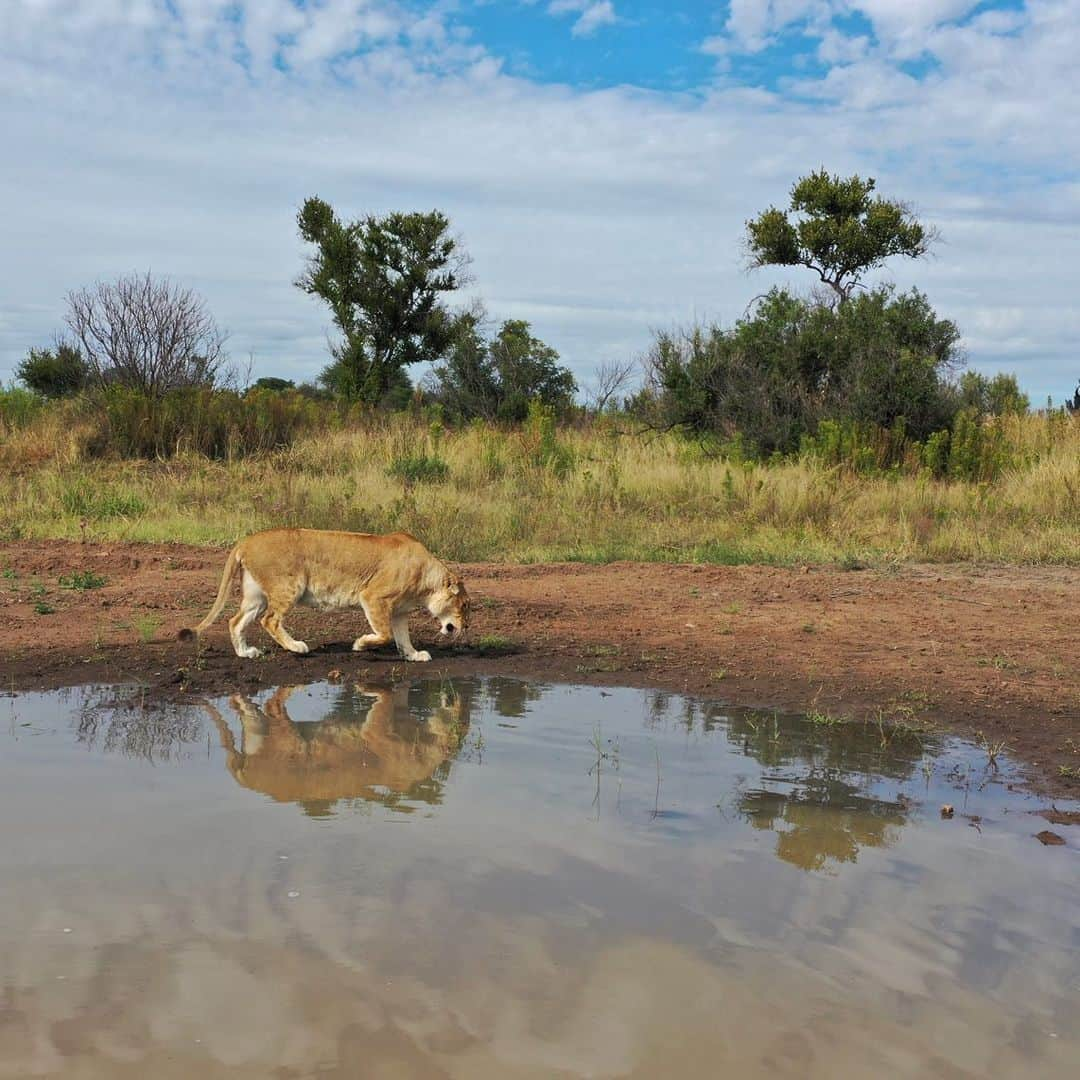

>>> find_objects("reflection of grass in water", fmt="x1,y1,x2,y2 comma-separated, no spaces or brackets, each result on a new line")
76,688,205,761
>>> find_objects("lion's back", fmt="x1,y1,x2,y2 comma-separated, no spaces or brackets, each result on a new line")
236,528,441,601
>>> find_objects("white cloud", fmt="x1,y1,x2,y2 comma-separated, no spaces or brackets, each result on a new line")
1,1,1079,403
548,1,619,38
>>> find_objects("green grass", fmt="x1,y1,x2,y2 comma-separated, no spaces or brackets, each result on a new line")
134,615,162,643
59,570,107,590
475,634,516,655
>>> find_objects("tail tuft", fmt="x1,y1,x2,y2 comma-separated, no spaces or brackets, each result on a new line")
178,627,197,643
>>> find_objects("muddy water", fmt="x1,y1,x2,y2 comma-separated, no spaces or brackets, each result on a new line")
1,679,1077,1078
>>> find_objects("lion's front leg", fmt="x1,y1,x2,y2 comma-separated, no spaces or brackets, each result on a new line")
392,611,430,662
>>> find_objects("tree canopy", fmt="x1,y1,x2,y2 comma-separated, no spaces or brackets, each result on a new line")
297,196,463,404
745,169,933,302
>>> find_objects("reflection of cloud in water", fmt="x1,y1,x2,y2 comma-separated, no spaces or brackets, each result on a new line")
207,683,470,817
2,678,1077,1077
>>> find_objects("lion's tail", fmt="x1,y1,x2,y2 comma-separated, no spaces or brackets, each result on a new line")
178,545,242,642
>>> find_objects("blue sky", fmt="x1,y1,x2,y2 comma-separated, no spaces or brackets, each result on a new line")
1,0,1078,402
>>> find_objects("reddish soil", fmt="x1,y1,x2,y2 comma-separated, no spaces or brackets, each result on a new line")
2,540,1078,801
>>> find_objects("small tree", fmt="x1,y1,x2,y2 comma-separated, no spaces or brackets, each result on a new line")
745,169,934,303
251,377,295,392
65,272,228,396
16,343,88,398
429,311,502,421
1066,382,1080,415
958,371,1029,415
297,196,464,405
489,320,577,422
429,316,576,422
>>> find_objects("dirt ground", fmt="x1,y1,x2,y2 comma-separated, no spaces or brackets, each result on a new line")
2,539,1078,801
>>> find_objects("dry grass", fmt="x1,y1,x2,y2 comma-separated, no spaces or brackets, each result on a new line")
1,410,1077,565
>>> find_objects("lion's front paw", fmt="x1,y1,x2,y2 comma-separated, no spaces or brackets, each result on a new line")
407,650,432,662
290,641,310,655
236,645,263,659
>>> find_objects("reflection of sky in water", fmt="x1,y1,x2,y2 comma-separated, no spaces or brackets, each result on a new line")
1,679,1077,1078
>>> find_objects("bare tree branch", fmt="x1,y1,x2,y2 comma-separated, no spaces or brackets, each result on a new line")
586,358,638,414
65,272,228,396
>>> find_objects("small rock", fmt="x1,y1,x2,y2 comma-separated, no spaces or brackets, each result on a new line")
1036,830,1066,846
326,669,343,682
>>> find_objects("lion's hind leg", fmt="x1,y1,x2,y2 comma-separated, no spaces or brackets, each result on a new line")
229,571,267,659
260,587,310,655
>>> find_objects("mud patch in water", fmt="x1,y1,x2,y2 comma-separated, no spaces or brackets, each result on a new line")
1,678,1077,1078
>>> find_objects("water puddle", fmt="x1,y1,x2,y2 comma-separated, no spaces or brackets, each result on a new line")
1,678,1077,1077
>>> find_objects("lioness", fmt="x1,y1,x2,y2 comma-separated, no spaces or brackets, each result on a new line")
179,528,469,660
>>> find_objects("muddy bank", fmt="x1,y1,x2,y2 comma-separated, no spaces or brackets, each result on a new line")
1,539,1077,799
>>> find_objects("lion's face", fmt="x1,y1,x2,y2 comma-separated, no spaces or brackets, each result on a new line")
429,576,470,638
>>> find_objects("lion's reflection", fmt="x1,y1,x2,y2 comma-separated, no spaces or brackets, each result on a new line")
207,683,470,816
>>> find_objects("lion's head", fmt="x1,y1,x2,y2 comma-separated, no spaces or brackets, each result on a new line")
428,574,470,638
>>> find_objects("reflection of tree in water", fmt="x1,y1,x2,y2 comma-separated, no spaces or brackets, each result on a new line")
740,781,909,872
480,677,544,719
636,696,929,872
75,688,206,761
208,682,472,817
727,712,930,872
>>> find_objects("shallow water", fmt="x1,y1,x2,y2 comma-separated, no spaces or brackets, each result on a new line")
1,678,1077,1078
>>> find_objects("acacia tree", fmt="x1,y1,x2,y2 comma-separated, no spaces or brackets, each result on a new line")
745,169,934,303
65,272,228,396
296,196,464,404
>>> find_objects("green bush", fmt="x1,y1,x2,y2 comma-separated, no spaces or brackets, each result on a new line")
387,453,450,484
644,286,961,456
16,345,88,398
90,386,333,459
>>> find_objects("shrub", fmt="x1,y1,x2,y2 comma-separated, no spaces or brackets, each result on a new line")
16,344,88,398
90,386,332,459
644,286,961,456
387,454,450,484
0,387,46,429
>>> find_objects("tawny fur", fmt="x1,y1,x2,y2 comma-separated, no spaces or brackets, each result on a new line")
205,684,466,813
179,529,469,661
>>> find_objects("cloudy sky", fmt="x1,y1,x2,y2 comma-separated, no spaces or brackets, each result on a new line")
2,0,1078,402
